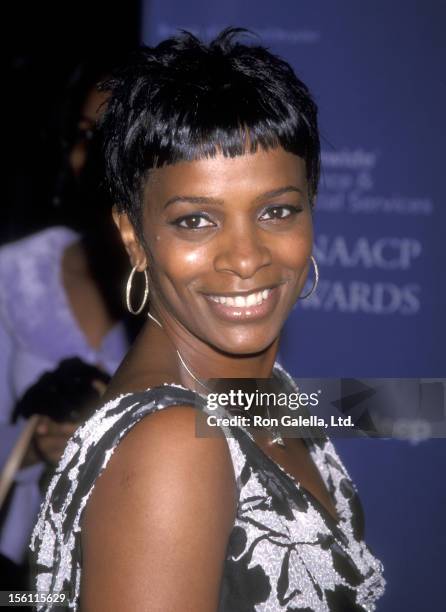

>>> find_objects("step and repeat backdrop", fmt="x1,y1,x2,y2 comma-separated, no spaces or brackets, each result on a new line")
141,2,445,609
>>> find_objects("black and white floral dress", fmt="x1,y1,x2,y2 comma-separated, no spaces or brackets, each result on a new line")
30,364,385,611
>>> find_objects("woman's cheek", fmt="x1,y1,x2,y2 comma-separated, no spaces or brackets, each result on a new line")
279,232,312,269
181,249,202,266
172,238,213,270
152,239,207,286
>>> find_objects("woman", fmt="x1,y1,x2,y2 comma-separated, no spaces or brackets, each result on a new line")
0,59,129,425
31,29,386,611
0,62,129,576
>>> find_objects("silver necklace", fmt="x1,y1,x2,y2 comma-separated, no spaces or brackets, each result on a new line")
147,310,285,447
147,311,211,393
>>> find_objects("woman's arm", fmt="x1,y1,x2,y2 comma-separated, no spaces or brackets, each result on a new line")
80,405,237,612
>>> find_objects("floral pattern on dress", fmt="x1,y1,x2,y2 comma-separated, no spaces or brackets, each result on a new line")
30,368,385,611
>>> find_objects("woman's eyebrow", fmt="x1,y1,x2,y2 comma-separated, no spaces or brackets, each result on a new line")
253,185,303,202
163,195,225,209
163,186,303,210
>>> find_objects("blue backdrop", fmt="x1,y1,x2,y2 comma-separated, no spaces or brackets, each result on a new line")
142,2,446,609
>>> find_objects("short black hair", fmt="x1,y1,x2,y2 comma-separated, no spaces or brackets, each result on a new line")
100,27,320,233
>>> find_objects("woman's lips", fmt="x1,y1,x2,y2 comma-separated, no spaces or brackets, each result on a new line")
202,286,281,322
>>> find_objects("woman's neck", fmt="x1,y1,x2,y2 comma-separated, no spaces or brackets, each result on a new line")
146,306,280,389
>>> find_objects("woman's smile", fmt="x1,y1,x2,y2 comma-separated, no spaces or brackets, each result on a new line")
200,284,284,322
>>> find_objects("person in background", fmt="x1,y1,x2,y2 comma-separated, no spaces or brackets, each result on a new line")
0,359,110,590
0,59,131,580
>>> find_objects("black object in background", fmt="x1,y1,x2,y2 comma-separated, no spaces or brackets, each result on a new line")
13,358,110,424
4,0,140,245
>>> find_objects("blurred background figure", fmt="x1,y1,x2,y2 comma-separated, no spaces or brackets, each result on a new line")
0,359,110,591
0,55,138,589
1,53,134,411
3,2,139,592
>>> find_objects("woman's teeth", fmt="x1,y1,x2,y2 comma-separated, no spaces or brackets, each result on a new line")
208,289,271,307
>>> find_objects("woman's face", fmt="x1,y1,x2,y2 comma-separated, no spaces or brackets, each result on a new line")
126,146,313,355
69,87,109,177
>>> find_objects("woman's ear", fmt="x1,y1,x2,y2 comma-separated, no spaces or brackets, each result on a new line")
112,207,147,271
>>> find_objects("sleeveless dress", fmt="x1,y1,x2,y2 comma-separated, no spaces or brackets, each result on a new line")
30,364,385,611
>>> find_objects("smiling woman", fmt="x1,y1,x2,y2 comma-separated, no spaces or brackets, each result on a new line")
30,28,385,611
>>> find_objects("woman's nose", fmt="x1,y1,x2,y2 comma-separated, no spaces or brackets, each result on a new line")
213,223,272,279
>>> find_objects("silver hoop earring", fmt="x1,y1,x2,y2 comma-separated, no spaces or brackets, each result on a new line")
299,255,319,300
126,266,149,315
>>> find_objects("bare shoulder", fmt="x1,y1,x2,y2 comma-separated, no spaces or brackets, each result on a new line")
80,404,237,612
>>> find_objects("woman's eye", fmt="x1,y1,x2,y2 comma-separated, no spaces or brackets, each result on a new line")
259,206,299,221
174,215,216,230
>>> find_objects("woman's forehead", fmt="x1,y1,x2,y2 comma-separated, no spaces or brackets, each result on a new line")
144,147,307,204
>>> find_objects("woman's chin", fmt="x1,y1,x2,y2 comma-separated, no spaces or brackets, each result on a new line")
208,331,279,359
